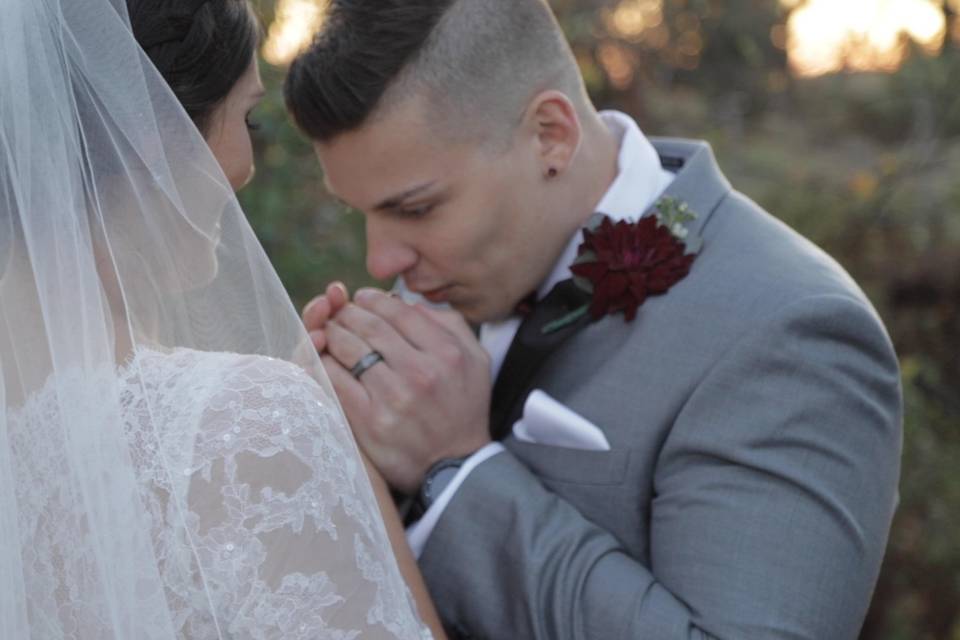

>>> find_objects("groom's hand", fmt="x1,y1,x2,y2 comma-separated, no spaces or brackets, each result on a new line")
321,288,492,494
302,282,350,352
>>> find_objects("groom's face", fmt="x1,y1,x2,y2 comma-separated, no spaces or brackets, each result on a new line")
315,97,557,324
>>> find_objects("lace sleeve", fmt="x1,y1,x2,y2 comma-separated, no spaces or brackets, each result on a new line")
137,350,431,639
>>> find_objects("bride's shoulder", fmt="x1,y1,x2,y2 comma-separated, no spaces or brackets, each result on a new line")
131,346,320,388
130,346,336,415
129,346,348,461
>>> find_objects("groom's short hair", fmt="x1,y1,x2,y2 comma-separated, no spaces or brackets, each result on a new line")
285,0,587,144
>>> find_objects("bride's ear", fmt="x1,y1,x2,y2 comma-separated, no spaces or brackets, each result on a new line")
521,90,582,180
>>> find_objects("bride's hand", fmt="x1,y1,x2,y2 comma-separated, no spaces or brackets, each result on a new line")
302,281,350,352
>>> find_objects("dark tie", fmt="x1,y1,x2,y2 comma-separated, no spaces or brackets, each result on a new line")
489,279,593,441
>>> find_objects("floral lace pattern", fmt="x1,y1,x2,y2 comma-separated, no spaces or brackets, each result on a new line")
9,348,431,639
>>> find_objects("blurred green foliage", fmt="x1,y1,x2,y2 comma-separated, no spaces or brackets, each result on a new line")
239,63,380,305
244,2,959,637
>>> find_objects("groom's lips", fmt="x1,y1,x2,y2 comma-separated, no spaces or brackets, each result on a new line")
418,285,452,304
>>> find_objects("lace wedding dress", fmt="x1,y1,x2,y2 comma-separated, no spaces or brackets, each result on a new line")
9,347,432,639
0,1,437,635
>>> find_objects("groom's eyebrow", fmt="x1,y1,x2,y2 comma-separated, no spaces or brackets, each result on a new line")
373,182,436,212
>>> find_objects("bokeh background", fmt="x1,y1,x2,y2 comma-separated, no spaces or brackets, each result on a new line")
242,1,960,638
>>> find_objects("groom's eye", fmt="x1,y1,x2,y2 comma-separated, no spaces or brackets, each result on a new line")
396,203,435,219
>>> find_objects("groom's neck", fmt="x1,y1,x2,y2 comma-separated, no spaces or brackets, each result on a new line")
552,111,620,241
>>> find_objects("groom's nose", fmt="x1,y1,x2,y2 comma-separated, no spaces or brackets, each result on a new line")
365,219,417,281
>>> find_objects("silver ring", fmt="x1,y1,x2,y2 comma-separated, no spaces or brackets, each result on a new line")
350,351,384,380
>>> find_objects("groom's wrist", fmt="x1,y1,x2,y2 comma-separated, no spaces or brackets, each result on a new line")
416,456,469,514
405,443,506,557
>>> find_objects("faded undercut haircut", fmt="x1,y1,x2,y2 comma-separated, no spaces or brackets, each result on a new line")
284,0,587,145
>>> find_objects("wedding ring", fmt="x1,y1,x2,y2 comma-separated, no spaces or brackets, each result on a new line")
350,350,384,380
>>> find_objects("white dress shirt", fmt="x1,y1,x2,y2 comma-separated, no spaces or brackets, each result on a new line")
406,110,675,557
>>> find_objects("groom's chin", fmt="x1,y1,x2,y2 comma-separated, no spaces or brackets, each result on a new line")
455,299,513,326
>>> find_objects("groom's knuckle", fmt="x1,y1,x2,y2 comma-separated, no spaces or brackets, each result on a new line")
371,410,396,440
379,300,406,324
437,343,463,370
410,363,439,392
389,386,415,413
357,312,385,335
341,305,379,334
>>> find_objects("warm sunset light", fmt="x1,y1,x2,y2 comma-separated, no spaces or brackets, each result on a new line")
604,0,664,42
263,0,952,77
600,0,948,79
785,0,946,76
262,0,327,66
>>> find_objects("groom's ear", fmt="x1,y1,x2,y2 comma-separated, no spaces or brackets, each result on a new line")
523,90,582,178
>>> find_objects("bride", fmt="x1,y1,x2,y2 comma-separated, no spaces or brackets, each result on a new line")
0,0,444,638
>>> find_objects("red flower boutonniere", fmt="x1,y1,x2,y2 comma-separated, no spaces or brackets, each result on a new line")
543,197,701,334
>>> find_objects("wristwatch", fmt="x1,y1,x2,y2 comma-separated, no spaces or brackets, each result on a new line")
416,456,468,512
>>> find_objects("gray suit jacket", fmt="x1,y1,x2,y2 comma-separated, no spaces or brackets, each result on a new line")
418,139,902,639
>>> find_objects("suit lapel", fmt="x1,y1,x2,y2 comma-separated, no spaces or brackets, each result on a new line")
488,138,732,442
651,137,732,240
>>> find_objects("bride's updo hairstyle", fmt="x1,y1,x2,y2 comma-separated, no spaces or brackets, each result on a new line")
127,0,259,134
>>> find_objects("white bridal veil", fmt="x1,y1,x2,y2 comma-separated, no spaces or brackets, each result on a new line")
0,0,426,637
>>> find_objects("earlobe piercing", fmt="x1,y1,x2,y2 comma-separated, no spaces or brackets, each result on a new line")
547,168,558,179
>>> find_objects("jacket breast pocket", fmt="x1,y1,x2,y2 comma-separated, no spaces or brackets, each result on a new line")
506,439,631,486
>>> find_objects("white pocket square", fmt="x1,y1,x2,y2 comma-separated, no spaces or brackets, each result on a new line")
512,390,611,451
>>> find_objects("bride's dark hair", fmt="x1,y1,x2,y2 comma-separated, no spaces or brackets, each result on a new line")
127,0,259,134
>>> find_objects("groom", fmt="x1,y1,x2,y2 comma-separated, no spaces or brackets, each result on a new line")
285,0,902,637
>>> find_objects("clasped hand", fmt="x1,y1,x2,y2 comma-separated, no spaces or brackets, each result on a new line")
303,284,492,494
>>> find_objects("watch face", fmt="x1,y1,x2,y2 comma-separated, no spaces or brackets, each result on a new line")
425,463,462,505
